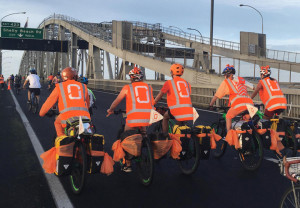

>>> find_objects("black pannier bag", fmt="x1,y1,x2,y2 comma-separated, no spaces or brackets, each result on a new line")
55,136,75,176
87,134,104,174
193,125,211,160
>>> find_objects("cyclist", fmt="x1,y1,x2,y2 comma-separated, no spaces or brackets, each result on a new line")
14,74,21,90
39,67,90,137
51,72,62,85
250,65,287,119
78,76,97,116
106,67,154,172
209,64,254,132
0,75,4,90
47,73,54,90
23,69,41,104
154,63,193,136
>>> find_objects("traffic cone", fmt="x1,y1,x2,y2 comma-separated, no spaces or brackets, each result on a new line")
7,82,11,90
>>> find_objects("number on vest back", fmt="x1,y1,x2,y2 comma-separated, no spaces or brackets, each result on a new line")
135,86,150,103
67,84,82,99
266,79,280,92
176,81,190,98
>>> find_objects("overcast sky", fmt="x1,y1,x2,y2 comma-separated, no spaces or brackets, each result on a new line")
1,0,300,78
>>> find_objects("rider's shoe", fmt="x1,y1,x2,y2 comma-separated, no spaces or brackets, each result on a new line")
121,165,132,173
27,100,31,104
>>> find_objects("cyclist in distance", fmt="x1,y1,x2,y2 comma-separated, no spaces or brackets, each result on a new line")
78,76,97,116
51,72,62,85
39,67,90,137
14,74,21,90
209,64,254,132
154,63,193,136
0,75,4,90
250,65,287,119
47,73,54,90
23,69,41,104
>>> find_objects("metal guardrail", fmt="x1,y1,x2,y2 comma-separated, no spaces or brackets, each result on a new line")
88,79,300,120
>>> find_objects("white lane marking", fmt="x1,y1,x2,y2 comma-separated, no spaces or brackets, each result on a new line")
9,90,74,208
264,157,279,164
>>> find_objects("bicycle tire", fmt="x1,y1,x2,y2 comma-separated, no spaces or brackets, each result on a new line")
136,137,154,186
69,141,87,194
177,135,200,175
211,122,227,158
32,96,38,114
238,132,264,171
279,183,300,208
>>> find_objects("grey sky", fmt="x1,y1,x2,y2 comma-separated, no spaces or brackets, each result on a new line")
1,0,299,77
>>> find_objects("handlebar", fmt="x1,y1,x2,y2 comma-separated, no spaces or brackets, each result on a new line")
283,158,300,183
113,109,126,115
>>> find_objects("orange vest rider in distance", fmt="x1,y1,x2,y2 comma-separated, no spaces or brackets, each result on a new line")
224,77,253,111
166,76,193,121
124,82,154,127
259,77,287,111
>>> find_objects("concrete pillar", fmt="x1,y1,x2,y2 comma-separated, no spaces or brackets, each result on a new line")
53,52,59,75
60,26,68,70
115,56,119,79
71,32,78,68
106,52,113,79
92,46,102,79
99,49,105,79
87,43,94,78
140,66,146,80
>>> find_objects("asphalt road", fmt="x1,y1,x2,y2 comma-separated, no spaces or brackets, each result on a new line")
1,83,293,208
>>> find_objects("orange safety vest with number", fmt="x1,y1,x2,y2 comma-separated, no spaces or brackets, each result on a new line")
224,77,254,111
259,77,287,111
57,80,90,125
166,77,193,121
125,82,154,127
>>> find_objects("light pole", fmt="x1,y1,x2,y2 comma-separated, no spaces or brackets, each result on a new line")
0,12,26,75
209,0,214,73
169,26,185,33
240,4,263,34
187,27,203,42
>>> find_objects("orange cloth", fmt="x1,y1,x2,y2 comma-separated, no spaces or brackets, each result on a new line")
196,129,221,149
112,140,126,162
226,108,247,119
151,140,173,159
161,76,193,121
100,153,115,175
225,129,243,149
40,147,57,174
169,134,182,159
256,129,282,155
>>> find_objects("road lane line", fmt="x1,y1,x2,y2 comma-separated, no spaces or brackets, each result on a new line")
264,157,279,164
9,91,74,208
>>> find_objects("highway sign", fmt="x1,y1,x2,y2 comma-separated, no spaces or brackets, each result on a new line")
1,27,43,39
1,21,20,27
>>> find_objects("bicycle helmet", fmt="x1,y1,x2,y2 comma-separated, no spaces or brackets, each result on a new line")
30,69,37,74
222,64,235,75
260,65,271,78
129,67,144,82
61,67,76,81
170,63,184,76
79,76,89,85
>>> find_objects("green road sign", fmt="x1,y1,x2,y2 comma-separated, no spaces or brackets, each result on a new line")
1,27,43,39
1,21,20,27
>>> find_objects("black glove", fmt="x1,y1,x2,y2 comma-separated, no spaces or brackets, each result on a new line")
208,105,215,111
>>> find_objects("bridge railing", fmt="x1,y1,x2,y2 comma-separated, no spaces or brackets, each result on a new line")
88,79,300,120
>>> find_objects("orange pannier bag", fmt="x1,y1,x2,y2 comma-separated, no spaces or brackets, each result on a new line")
112,130,143,162
149,133,173,160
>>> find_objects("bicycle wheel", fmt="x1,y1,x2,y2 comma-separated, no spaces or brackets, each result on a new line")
238,132,264,171
136,137,154,186
211,122,227,158
69,142,87,194
31,96,38,114
279,183,300,208
177,135,200,175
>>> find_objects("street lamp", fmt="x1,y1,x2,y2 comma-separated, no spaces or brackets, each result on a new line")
0,12,26,74
187,27,203,42
240,4,263,34
169,26,185,33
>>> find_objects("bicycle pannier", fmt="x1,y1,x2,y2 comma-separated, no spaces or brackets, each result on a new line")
173,125,191,159
55,136,75,176
193,125,211,160
87,134,105,174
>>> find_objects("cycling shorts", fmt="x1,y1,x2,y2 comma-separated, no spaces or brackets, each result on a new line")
264,109,284,118
48,80,52,85
29,88,40,96
226,108,246,119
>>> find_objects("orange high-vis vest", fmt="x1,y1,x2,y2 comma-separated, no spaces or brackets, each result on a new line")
259,77,287,111
57,80,90,125
224,77,254,111
125,82,154,127
0,77,4,84
167,77,193,121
